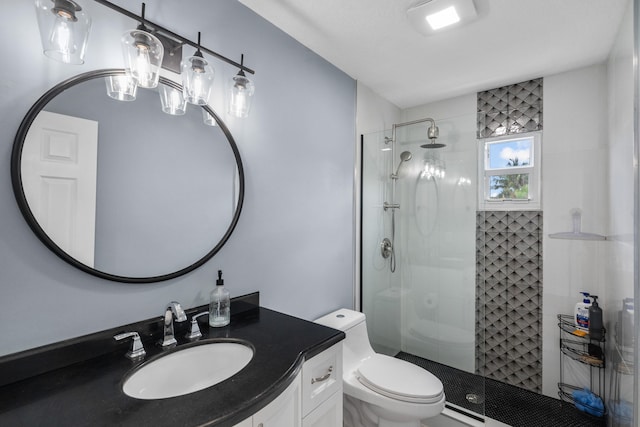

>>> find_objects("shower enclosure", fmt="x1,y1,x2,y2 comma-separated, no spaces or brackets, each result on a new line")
361,113,484,415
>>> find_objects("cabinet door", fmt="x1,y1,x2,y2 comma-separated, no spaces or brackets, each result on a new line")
302,389,343,427
253,373,302,427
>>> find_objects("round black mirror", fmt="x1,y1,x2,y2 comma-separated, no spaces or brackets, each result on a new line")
11,69,244,283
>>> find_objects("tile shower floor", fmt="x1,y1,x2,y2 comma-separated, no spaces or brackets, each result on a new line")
396,352,606,427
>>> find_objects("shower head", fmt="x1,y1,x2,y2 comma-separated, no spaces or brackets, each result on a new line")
393,151,412,177
421,141,446,149
421,123,445,148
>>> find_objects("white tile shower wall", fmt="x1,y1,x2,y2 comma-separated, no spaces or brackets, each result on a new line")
542,63,609,398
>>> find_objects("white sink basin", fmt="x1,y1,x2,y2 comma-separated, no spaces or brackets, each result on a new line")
123,341,254,399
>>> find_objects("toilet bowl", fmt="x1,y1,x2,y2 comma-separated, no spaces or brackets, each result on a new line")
315,308,445,427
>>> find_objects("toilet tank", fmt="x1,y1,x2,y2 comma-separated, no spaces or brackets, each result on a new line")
315,308,365,331
315,308,375,370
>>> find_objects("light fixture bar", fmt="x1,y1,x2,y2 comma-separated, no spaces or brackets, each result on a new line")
93,0,255,75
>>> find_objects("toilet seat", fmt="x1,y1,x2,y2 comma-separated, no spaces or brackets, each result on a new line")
356,354,444,404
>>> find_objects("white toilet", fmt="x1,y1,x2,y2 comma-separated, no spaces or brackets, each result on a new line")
315,308,445,427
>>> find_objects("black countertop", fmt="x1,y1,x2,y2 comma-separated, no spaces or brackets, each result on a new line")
0,298,344,427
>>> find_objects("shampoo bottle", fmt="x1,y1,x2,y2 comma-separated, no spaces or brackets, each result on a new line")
209,270,230,327
588,295,603,340
575,292,591,332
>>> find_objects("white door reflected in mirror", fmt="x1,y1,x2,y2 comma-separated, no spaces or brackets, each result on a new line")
21,111,98,267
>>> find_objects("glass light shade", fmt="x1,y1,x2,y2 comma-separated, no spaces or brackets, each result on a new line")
105,75,137,101
181,54,215,105
229,73,255,118
121,29,164,89
35,0,91,64
202,109,218,126
159,85,187,115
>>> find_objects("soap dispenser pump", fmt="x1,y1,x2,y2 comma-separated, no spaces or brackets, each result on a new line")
209,270,230,327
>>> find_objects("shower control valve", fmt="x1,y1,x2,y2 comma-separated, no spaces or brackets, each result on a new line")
381,238,393,259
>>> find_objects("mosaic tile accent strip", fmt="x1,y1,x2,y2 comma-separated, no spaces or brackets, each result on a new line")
476,210,543,392
477,78,543,138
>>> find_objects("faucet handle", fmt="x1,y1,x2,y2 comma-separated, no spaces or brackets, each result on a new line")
186,311,209,340
114,331,146,360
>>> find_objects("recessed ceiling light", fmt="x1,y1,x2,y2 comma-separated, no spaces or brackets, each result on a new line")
426,6,460,30
407,0,478,36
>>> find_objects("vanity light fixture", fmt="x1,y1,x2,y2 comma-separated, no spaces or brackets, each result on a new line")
35,0,91,64
120,3,163,89
229,54,256,118
407,0,477,36
181,32,215,105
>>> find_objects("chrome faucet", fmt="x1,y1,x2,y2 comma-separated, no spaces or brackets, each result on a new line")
160,301,187,347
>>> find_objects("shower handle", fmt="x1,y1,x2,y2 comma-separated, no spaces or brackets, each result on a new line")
381,238,392,259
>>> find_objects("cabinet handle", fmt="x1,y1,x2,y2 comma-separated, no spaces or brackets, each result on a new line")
257,424,263,427
311,366,333,384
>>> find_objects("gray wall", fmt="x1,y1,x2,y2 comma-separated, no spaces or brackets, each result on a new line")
0,0,355,356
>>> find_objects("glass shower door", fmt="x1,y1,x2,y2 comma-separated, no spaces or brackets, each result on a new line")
361,114,484,417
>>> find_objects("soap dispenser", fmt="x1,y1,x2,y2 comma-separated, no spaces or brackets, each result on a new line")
588,295,604,340
209,270,230,327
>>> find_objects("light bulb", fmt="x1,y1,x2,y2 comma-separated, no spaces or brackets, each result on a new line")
49,16,75,62
229,73,255,118
191,75,205,100
121,29,163,88
134,48,153,87
36,0,90,64
181,54,214,105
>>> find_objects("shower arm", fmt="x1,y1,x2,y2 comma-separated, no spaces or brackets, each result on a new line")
389,117,437,205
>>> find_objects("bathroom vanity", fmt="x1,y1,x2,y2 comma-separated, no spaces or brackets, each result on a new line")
0,295,344,427
232,341,343,427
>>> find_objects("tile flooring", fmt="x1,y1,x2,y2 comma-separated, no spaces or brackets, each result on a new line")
397,352,605,427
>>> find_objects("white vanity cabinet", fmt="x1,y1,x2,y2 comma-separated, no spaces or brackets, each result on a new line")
233,343,343,427
253,372,302,427
232,372,302,427
301,342,343,427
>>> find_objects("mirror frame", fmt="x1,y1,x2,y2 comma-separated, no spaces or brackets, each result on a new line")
11,69,245,283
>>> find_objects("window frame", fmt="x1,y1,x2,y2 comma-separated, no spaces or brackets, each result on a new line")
477,132,541,211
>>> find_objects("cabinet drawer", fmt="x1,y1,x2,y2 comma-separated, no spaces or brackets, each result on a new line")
302,342,343,417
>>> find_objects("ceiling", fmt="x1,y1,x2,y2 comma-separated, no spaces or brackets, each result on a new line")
239,0,629,109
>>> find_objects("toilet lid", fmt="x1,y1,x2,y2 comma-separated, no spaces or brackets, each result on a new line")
356,354,444,404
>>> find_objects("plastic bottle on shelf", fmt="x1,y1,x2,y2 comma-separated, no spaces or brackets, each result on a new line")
588,295,603,340
575,292,591,332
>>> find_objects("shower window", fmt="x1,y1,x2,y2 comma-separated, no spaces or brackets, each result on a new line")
478,132,541,210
